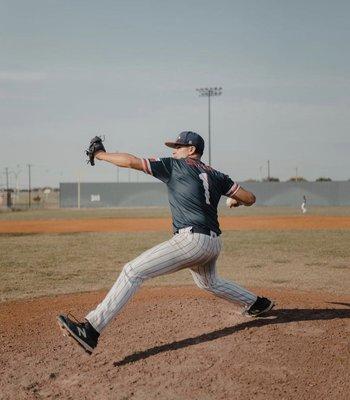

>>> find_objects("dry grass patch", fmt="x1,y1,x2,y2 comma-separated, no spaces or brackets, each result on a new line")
2,206,350,221
0,230,349,301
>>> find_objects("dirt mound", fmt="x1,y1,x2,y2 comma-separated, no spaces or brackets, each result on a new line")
1,286,349,400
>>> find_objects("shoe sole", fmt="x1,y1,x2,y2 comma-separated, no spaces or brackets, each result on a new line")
57,315,94,354
246,301,276,318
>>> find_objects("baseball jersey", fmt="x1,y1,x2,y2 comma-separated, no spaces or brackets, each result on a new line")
142,157,240,235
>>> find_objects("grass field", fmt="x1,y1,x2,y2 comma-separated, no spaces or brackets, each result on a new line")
1,229,349,302
1,205,350,220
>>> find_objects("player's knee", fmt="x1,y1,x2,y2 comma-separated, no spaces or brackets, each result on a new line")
196,279,218,292
122,263,145,283
194,280,207,290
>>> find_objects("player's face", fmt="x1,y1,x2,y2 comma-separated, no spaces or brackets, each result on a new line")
172,145,193,159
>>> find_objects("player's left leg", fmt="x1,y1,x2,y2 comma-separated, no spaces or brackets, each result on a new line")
190,252,275,316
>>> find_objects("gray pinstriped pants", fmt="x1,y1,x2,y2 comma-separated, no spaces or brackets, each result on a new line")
86,229,257,333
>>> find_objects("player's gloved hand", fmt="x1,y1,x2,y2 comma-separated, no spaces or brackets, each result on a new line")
86,136,106,166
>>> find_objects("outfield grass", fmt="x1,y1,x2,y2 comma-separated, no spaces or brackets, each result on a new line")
1,206,350,221
1,230,349,302
0,207,172,220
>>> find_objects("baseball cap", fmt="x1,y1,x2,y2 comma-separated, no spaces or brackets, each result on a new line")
165,131,205,155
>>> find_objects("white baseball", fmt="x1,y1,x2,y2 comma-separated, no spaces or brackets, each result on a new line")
226,197,238,208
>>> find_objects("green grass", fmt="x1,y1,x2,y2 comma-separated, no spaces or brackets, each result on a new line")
1,230,349,302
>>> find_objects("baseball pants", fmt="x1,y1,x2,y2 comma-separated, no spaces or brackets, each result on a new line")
86,229,257,333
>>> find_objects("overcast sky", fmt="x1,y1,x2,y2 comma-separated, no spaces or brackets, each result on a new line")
1,0,349,188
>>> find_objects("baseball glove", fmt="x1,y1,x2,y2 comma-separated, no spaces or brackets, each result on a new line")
86,136,106,166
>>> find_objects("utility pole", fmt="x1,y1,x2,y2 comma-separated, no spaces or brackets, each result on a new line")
5,167,9,191
295,167,298,182
5,167,11,208
11,165,21,204
27,164,33,208
196,87,222,166
267,160,270,181
77,171,81,209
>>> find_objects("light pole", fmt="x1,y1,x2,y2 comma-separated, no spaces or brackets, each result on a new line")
196,87,222,166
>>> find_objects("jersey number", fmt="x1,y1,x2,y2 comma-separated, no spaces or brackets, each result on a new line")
199,173,210,205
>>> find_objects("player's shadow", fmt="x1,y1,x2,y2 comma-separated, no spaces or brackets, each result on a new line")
113,307,350,367
327,302,350,307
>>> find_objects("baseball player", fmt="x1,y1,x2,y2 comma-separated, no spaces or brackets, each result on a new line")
58,131,274,354
301,195,307,214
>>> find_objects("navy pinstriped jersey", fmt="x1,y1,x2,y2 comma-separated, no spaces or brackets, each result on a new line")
141,157,240,235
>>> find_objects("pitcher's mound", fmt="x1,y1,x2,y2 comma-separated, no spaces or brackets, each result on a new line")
1,286,349,400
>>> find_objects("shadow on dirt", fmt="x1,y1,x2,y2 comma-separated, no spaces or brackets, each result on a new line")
113,308,350,367
327,302,350,307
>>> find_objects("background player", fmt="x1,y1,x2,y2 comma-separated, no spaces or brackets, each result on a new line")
58,131,274,354
301,195,307,214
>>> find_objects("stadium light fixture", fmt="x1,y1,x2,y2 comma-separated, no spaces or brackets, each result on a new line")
195,87,222,166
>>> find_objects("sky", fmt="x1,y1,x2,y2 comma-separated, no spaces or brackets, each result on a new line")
1,0,349,188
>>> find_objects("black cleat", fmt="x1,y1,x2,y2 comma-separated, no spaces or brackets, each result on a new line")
245,296,275,317
57,314,100,354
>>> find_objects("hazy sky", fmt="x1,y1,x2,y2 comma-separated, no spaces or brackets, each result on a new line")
1,0,349,188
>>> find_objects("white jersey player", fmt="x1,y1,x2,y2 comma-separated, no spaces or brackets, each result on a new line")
301,195,307,214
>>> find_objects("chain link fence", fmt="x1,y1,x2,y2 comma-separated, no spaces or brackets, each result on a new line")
0,189,59,211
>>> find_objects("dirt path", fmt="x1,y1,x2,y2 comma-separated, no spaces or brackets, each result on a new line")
1,215,350,233
1,286,349,400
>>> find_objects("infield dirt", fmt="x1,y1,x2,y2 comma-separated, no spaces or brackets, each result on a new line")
0,215,350,233
1,287,349,400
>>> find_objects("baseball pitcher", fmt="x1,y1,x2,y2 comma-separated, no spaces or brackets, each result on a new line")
58,131,274,354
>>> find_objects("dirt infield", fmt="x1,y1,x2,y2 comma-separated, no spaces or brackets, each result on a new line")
1,215,350,233
1,286,349,400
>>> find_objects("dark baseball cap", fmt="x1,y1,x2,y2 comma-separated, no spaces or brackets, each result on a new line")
165,131,205,155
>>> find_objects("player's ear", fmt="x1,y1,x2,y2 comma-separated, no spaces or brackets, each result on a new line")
188,145,196,155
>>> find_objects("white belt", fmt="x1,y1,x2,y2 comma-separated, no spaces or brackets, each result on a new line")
177,226,218,238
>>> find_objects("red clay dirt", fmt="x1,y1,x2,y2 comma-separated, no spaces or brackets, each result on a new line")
1,215,350,233
1,286,349,400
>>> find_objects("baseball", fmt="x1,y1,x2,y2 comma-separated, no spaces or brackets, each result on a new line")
226,197,238,208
